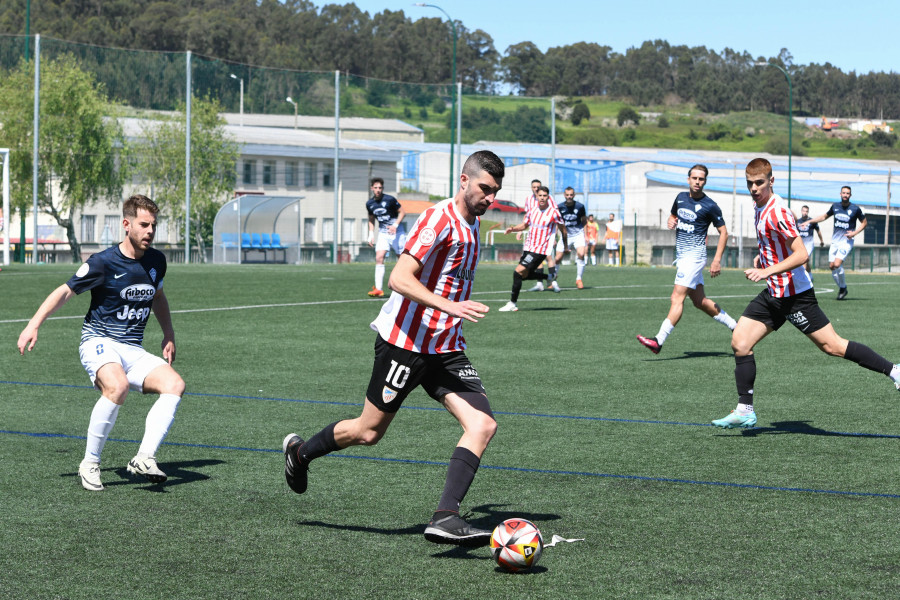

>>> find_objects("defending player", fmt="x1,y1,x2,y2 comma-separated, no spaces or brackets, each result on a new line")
17,195,185,491
366,177,407,297
712,158,900,429
283,151,505,547
807,186,866,300
796,204,824,282
553,187,588,289
499,186,567,312
637,165,737,354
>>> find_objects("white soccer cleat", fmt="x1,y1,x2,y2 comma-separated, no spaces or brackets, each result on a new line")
550,281,561,293
526,281,544,292
78,460,104,491
127,453,168,483
499,301,518,312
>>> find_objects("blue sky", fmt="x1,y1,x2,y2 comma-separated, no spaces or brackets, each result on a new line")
345,0,897,74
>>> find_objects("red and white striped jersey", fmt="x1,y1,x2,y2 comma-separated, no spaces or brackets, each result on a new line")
370,198,479,354
523,193,553,212
523,202,563,255
754,193,812,298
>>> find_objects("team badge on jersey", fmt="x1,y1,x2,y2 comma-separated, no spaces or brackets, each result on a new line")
149,268,158,282
418,228,436,246
382,386,399,404
76,263,89,278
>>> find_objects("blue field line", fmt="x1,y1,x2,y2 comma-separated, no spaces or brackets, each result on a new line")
3,379,900,438
3,428,899,499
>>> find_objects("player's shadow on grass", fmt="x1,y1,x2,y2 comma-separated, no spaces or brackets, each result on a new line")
738,421,900,439
530,307,568,312
63,459,223,492
650,350,733,361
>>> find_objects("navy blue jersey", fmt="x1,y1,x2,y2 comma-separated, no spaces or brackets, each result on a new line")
825,202,865,243
66,245,167,347
557,201,587,237
366,194,405,233
671,192,726,259
796,215,820,240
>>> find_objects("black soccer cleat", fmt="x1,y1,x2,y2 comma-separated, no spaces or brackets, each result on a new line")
283,433,309,494
836,288,848,301
424,512,491,547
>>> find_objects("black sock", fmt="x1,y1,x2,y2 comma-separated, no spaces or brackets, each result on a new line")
844,341,894,375
548,266,558,281
512,272,523,303
300,421,341,461
436,447,480,513
734,354,756,406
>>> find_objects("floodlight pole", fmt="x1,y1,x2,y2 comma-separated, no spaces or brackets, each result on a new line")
757,61,793,207
230,74,243,127
415,3,456,196
2,148,9,265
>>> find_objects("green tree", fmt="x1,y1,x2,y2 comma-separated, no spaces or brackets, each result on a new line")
617,106,640,127
0,55,126,262
571,102,591,126
134,96,239,262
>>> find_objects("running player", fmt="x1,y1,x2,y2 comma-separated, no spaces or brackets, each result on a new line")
553,187,588,289
712,158,900,428
283,151,505,547
366,177,406,297
637,164,737,354
499,186,566,311
807,186,866,300
17,195,186,491
604,213,622,265
796,204,824,282
520,179,560,289
585,214,600,265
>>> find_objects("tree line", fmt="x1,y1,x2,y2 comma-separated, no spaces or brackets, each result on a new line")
1,1,899,119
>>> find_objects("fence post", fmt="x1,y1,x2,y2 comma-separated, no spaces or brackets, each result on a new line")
184,50,192,264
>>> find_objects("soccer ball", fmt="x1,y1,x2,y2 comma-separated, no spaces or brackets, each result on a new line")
490,518,543,572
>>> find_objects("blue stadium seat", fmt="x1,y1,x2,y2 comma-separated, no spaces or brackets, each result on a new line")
221,232,238,248
241,233,252,248
251,233,263,249
260,233,273,249
271,233,285,248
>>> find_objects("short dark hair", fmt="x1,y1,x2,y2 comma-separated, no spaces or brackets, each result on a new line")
564,186,575,193
746,158,772,178
462,150,505,181
531,179,541,185
688,164,708,177
123,194,158,219
802,204,810,210
370,177,384,187
841,185,852,193
537,186,550,195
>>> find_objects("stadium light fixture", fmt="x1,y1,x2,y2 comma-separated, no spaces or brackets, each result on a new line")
285,96,298,130
414,3,457,196
230,74,244,127
755,61,793,206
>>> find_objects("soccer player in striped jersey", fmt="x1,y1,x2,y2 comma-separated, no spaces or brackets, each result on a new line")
553,187,588,288
17,195,185,490
499,186,567,311
521,179,560,288
637,165,737,354
713,158,900,429
807,186,866,300
283,151,504,548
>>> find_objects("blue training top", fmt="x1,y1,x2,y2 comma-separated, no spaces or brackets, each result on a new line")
66,245,167,347
825,201,865,244
366,194,405,234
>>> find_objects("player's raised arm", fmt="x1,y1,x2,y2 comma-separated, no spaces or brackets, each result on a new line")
17,284,77,355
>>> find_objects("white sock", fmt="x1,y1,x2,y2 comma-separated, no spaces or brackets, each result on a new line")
615,255,620,265
608,256,613,265
84,396,120,464
374,264,385,290
590,255,596,265
836,266,846,288
655,319,675,345
138,394,181,457
714,310,737,330
576,257,585,280
890,364,900,385
737,403,755,414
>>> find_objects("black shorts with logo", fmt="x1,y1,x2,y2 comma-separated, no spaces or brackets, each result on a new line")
366,336,487,413
741,288,830,334
517,251,547,277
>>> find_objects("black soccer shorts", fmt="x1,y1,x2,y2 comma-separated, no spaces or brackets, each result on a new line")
365,335,487,413
517,251,547,277
741,288,830,334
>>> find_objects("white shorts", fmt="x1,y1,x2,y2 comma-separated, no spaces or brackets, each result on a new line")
375,228,407,255
828,238,853,262
605,239,619,251
555,231,586,253
674,255,707,289
79,337,167,393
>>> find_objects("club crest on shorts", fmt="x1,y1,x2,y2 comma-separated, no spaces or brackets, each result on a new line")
382,386,399,404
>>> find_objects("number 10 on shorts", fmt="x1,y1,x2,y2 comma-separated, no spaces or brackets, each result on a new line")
386,360,410,389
